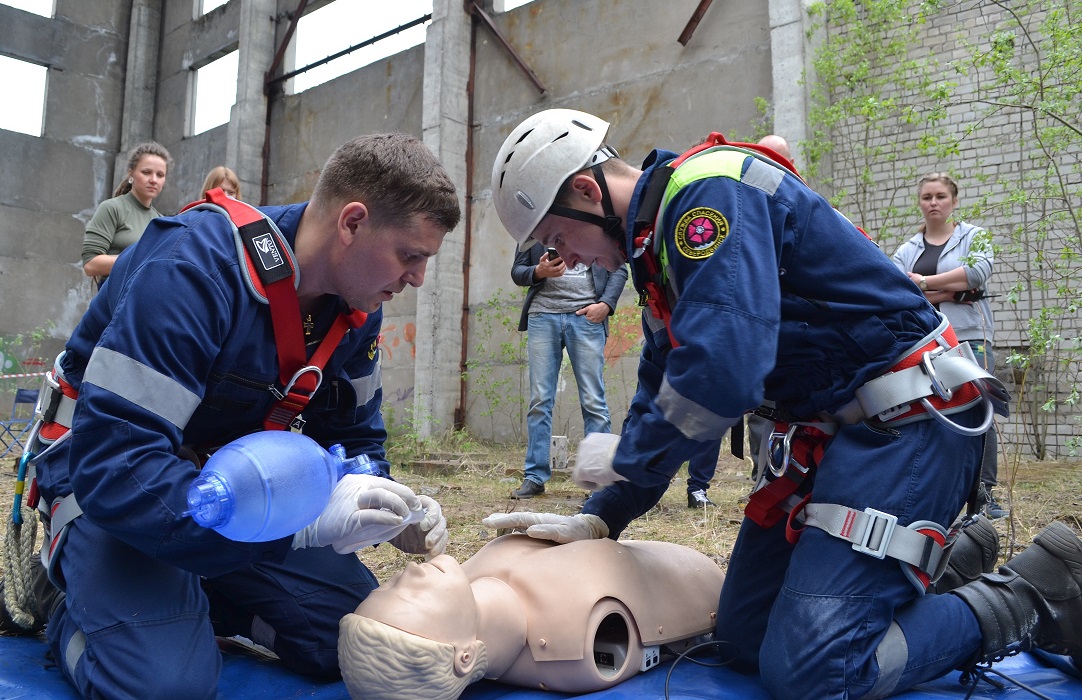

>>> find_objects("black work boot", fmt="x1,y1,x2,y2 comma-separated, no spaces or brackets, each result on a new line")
951,521,1082,669
511,479,544,499
932,516,1000,594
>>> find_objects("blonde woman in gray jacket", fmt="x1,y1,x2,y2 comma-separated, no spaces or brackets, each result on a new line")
892,172,1004,518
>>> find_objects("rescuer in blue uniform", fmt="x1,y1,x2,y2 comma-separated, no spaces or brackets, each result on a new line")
23,133,460,699
484,109,1082,699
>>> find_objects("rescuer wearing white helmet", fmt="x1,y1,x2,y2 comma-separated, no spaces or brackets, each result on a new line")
485,108,1081,699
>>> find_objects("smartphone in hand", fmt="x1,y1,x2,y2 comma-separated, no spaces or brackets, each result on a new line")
545,247,561,261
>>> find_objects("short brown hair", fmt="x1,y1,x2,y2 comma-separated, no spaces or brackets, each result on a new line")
312,133,460,232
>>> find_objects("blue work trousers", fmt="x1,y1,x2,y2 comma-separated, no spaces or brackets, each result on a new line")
686,439,722,493
46,517,378,699
715,409,986,699
524,312,610,484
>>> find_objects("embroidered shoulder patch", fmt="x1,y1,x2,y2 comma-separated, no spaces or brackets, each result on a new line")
675,207,728,259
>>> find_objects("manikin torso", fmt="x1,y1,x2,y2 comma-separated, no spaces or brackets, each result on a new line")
346,535,725,695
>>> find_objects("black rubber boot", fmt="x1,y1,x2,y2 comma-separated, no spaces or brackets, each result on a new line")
951,521,1082,668
932,516,1000,594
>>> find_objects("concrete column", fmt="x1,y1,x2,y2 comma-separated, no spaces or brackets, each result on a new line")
413,0,471,437
767,0,817,171
227,0,277,200
117,0,162,181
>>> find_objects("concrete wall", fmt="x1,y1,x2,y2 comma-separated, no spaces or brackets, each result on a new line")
2,0,1064,457
467,0,773,441
0,1,133,370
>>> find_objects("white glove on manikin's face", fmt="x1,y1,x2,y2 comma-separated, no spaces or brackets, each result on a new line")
572,433,627,492
389,495,449,559
292,474,421,554
481,512,609,544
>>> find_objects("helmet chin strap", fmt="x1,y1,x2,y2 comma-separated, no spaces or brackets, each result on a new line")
548,164,625,243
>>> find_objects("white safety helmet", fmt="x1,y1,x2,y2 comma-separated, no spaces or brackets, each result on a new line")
491,109,613,250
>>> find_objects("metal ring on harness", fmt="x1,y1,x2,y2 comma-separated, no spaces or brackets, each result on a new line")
271,365,323,401
768,423,800,478
919,383,996,438
920,347,954,401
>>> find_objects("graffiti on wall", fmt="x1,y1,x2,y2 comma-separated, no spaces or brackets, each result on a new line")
378,323,417,361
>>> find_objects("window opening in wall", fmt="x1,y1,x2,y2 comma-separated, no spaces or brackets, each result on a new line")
199,0,229,15
495,0,534,11
190,50,238,136
1,56,47,137
290,0,432,94
0,0,53,18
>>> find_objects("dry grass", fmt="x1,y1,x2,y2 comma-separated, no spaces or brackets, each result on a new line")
2,438,1080,584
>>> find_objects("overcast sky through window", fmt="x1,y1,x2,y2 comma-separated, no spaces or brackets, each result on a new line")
1,0,535,138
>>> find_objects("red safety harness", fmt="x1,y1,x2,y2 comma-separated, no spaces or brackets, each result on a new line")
630,133,802,349
180,188,368,431
627,138,997,591
25,190,370,577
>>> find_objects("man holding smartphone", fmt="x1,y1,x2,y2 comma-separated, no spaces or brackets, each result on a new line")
509,241,627,498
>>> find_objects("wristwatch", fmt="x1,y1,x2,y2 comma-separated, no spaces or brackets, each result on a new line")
919,276,928,291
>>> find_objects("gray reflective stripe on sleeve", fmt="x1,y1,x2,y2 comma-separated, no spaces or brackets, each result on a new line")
656,376,732,441
83,347,201,429
349,364,382,408
742,157,785,196
868,622,908,699
65,628,87,679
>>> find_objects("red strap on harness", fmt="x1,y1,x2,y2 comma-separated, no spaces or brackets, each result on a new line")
180,188,368,430
745,423,832,529
747,326,983,534
879,325,981,423
633,134,807,348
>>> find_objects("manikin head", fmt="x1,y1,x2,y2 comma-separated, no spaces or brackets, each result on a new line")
491,109,631,272
339,555,487,700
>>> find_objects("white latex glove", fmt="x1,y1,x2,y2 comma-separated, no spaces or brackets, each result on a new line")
389,495,448,558
292,474,422,554
572,433,627,492
481,512,609,544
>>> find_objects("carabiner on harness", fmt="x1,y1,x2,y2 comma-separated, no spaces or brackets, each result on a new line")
768,423,802,478
920,346,954,402
270,365,324,402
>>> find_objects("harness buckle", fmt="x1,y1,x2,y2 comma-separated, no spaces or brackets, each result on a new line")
920,347,954,401
36,371,62,424
852,508,898,559
270,365,324,401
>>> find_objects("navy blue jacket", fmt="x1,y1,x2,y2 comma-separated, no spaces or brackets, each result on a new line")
584,147,941,535
38,203,388,577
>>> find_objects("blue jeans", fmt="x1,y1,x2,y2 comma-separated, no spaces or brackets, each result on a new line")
525,312,611,484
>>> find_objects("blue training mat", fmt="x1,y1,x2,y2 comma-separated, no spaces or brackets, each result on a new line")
1,635,1079,699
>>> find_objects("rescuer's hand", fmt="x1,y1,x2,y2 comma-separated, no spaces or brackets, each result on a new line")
292,475,422,554
572,433,627,491
389,495,448,559
481,512,609,544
